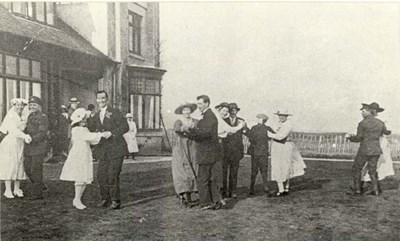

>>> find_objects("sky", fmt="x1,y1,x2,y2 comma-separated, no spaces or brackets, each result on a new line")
159,2,400,133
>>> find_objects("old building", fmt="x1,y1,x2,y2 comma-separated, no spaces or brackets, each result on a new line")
0,2,112,119
0,2,166,155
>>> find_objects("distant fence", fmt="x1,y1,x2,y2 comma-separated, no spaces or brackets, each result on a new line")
164,129,400,160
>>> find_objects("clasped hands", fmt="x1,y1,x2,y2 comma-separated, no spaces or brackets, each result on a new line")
101,131,112,139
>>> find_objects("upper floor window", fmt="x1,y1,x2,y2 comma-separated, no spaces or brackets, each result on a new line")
128,11,142,55
1,2,55,25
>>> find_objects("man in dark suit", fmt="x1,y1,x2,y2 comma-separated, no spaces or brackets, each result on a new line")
24,96,49,200
222,103,245,198
89,91,129,209
244,114,275,196
187,95,222,210
346,102,391,196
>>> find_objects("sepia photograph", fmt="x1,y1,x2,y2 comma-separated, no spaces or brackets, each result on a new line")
0,1,399,240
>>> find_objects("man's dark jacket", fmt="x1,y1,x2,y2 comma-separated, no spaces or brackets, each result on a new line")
223,117,244,161
24,111,49,156
244,124,274,156
89,106,129,160
189,108,219,164
348,115,390,156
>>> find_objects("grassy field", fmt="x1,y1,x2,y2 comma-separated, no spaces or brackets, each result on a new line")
1,158,400,241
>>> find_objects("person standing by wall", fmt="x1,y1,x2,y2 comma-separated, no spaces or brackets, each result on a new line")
123,113,139,160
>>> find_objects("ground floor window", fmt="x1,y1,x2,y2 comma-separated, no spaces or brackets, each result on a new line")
3,78,42,111
0,53,43,121
130,94,161,130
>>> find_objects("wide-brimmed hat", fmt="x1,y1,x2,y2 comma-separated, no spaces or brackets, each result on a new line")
69,97,80,104
126,113,133,118
70,108,87,125
11,98,28,106
28,96,42,106
256,113,269,121
228,103,240,111
274,109,292,116
215,102,230,109
175,103,197,114
361,102,384,112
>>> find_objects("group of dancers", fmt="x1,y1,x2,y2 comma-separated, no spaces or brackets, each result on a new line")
171,97,395,210
0,91,394,211
171,95,306,210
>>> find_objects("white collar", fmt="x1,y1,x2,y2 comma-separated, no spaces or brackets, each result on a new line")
100,106,107,112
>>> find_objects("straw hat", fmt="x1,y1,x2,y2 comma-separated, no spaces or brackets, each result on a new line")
70,108,87,125
175,103,197,114
274,109,292,116
126,113,133,118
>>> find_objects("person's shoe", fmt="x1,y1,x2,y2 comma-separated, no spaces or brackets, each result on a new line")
201,204,214,210
248,190,255,196
231,193,238,199
13,189,24,198
220,199,227,206
346,189,362,196
73,199,87,210
3,192,14,199
268,191,284,197
98,200,111,207
213,202,222,210
188,199,199,208
110,201,121,210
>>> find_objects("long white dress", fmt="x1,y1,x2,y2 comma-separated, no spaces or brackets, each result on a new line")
268,120,306,182
0,109,27,180
60,126,102,183
362,136,395,181
123,120,139,153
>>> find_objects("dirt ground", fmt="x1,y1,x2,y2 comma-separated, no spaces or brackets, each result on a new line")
1,158,400,241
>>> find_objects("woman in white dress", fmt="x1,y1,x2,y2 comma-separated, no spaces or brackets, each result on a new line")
268,110,306,196
60,108,108,209
362,135,394,182
0,98,32,198
123,113,139,159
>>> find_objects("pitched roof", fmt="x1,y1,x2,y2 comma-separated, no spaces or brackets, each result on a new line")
0,6,110,60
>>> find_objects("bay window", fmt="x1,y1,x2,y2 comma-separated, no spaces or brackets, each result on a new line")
129,77,161,130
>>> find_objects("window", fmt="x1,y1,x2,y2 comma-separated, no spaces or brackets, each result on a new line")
129,77,161,130
130,94,161,130
128,12,142,55
0,53,43,120
3,2,56,25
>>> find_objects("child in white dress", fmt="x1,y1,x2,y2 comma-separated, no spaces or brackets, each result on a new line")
60,108,109,210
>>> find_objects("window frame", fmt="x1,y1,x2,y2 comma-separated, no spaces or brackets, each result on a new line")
0,52,44,121
130,93,161,131
5,2,56,26
128,11,142,55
